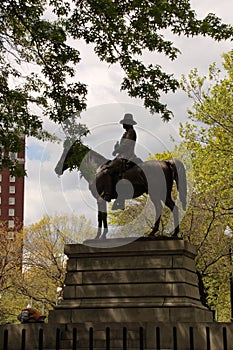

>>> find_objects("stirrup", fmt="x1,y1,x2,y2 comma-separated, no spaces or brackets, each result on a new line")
101,192,112,202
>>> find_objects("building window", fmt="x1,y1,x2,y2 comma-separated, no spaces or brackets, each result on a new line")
9,208,15,216
9,186,15,194
8,231,15,240
0,147,4,164
0,197,1,205
9,152,17,160
9,175,15,182
8,220,14,228
0,185,1,193
9,197,15,205
0,174,2,182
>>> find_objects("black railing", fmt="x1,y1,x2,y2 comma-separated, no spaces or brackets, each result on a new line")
55,328,61,350
1,325,230,350
223,327,228,350
189,326,194,350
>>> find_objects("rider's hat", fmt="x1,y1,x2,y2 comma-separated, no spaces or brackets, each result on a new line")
120,113,137,125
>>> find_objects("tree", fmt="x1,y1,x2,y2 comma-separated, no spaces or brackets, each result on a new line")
178,50,233,321
1,0,233,173
19,214,95,311
0,0,88,175
0,224,23,293
64,0,233,119
0,214,95,324
179,50,233,235
108,194,155,237
0,224,24,324
108,51,233,320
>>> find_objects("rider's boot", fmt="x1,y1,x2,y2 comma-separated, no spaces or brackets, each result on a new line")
101,174,112,202
112,198,125,210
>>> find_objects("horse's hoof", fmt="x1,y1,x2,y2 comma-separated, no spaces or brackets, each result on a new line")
172,229,179,238
100,236,107,240
100,229,108,240
148,232,155,238
95,230,102,239
99,234,107,240
171,233,180,239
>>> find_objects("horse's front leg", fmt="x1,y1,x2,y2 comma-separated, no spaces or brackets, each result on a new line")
95,210,102,239
95,198,108,239
101,212,108,239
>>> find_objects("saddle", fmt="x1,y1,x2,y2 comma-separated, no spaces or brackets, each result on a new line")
96,157,144,206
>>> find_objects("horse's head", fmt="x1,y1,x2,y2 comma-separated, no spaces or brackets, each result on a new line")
54,157,66,176
54,139,89,176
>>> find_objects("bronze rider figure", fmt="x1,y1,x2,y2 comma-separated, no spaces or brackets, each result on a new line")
102,113,142,210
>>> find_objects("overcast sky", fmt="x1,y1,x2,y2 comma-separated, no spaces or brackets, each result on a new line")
24,0,233,238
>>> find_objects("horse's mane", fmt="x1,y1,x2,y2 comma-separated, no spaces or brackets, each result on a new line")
88,149,108,167
79,148,108,183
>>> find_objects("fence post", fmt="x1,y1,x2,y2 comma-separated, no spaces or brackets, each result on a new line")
55,328,61,350
89,327,93,350
189,327,194,350
223,327,228,350
21,329,26,350
3,329,8,350
206,327,210,350
156,327,160,350
139,327,144,350
106,327,110,350
123,327,127,350
38,328,43,350
173,327,177,350
72,328,77,350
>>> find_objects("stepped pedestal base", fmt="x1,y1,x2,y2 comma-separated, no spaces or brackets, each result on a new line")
49,237,213,324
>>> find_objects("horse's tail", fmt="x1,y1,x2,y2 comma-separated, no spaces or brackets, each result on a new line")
168,159,187,211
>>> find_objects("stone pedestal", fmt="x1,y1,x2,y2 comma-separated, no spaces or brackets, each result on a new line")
49,238,213,324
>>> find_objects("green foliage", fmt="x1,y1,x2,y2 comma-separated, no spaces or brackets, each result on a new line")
0,0,88,174
0,226,23,293
0,226,25,324
109,51,233,320
20,214,95,309
108,194,155,237
179,50,233,321
180,50,233,231
0,291,27,325
0,214,95,324
1,0,233,174
64,0,233,120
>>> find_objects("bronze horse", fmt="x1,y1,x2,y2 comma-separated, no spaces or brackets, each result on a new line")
55,140,187,239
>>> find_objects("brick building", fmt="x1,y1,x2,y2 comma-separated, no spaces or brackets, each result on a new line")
0,138,25,232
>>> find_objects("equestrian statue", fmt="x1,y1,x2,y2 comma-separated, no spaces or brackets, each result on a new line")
55,114,187,239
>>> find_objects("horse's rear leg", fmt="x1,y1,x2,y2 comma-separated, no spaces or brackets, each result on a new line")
165,197,179,237
149,217,161,236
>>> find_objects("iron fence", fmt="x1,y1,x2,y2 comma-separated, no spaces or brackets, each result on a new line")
1,325,230,350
